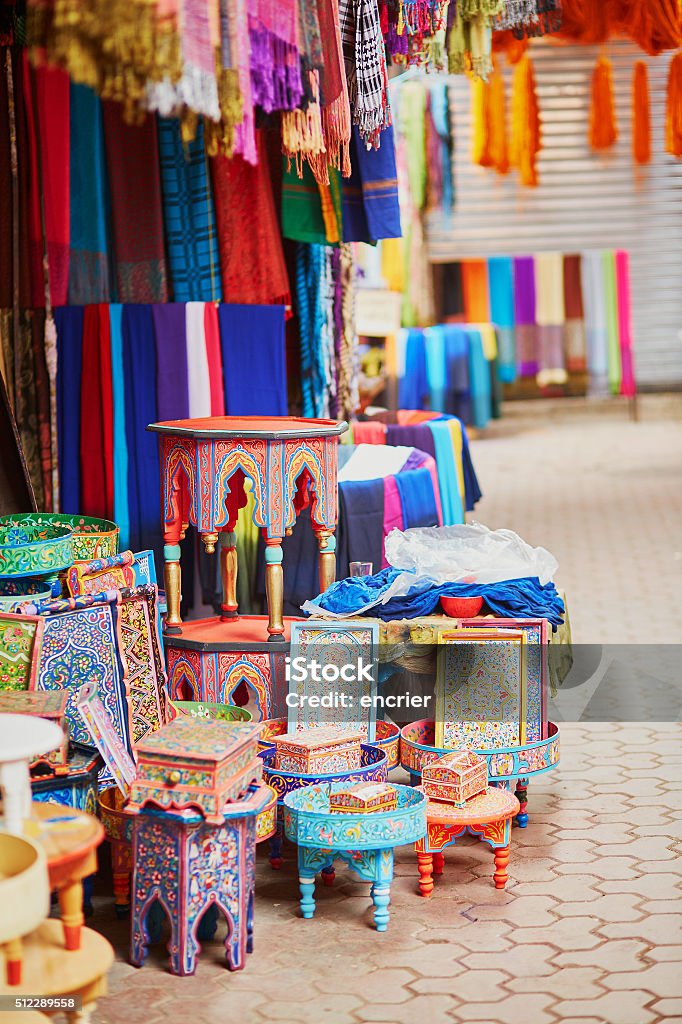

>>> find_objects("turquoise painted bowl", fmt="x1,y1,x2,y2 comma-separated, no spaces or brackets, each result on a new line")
0,515,74,580
261,744,388,802
170,700,253,723
283,781,427,849
38,514,119,561
0,577,52,612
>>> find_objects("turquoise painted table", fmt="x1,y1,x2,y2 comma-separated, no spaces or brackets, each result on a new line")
283,782,427,932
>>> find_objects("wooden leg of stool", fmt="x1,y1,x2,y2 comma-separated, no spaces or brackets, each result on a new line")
493,846,510,889
59,879,85,950
113,871,130,917
433,851,445,876
4,936,23,985
417,852,434,897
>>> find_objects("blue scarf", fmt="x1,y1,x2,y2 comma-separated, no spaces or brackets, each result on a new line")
55,306,84,513
219,304,287,415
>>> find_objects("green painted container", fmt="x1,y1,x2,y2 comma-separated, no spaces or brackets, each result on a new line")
170,700,253,723
45,514,120,561
0,515,73,580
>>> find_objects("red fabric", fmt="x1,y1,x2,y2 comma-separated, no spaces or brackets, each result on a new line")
396,410,440,425
32,61,70,306
211,129,291,306
102,102,168,302
317,0,343,105
80,304,114,518
20,52,43,308
353,421,386,444
203,302,225,416
29,309,53,510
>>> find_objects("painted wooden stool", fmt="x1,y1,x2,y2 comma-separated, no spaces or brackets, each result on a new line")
283,782,426,932
31,743,103,815
25,802,104,951
130,783,272,976
415,786,520,894
0,919,114,1023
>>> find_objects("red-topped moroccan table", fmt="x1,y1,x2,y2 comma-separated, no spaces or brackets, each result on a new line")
147,416,347,638
415,786,520,894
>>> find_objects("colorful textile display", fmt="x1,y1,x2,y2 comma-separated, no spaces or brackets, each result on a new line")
341,125,402,242
102,103,169,302
219,304,288,415
339,0,391,148
158,119,222,302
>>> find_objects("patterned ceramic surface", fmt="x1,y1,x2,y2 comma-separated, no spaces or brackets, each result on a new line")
0,514,74,579
171,701,253,723
262,743,388,802
283,782,427,850
0,615,43,692
400,720,561,782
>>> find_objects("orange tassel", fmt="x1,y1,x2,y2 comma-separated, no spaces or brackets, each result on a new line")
510,55,540,187
589,55,618,150
632,60,651,165
665,51,682,158
489,64,509,174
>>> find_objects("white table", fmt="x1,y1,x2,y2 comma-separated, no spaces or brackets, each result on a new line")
0,714,65,834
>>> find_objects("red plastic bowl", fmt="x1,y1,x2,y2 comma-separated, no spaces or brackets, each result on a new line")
440,595,484,617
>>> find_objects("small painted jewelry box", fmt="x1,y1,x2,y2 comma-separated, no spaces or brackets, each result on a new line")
421,750,488,807
126,717,263,824
0,690,69,773
329,781,397,815
273,726,363,774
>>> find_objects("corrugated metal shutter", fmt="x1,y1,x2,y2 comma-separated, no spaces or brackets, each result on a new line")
426,40,682,388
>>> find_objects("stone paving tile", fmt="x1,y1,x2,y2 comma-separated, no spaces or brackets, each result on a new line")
91,402,682,1024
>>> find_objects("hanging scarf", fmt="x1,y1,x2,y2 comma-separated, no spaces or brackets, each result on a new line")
314,0,352,178
102,103,168,302
29,309,52,510
427,80,454,209
495,0,537,29
211,130,291,305
109,304,130,549
282,69,326,177
80,303,114,519
204,0,244,156
22,56,70,308
55,306,83,513
152,303,190,420
338,242,359,418
339,0,391,147
282,159,328,243
341,124,402,242
615,250,636,399
513,254,539,376
158,118,222,302
146,0,221,121
230,0,257,164
185,302,212,417
219,304,288,415
68,84,112,304
249,0,303,114
296,242,330,417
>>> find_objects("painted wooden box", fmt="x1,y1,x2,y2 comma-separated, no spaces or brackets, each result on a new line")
0,690,69,773
273,726,363,774
126,717,263,824
421,750,488,807
329,781,397,815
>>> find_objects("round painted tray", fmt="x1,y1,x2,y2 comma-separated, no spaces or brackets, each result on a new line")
261,744,388,802
47,515,119,561
0,577,52,612
0,515,74,580
258,719,400,770
400,720,560,782
283,782,427,850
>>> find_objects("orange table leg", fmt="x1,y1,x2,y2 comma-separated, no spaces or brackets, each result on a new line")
4,936,23,985
493,846,510,889
433,852,445,876
417,852,434,897
58,879,84,950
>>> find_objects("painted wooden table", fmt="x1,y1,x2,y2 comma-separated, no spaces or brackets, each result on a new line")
283,782,427,932
147,415,347,639
24,802,104,951
0,919,114,1023
130,782,272,976
415,786,520,894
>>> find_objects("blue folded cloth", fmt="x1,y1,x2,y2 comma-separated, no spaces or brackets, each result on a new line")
395,468,439,529
306,568,565,629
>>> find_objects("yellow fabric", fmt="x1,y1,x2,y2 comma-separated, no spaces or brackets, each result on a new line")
589,55,618,151
381,238,405,292
318,182,340,243
471,78,492,166
510,55,540,186
534,252,565,326
489,65,509,174
446,418,466,513
475,323,498,361
235,478,259,615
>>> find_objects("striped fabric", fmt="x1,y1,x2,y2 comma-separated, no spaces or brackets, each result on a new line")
158,119,222,302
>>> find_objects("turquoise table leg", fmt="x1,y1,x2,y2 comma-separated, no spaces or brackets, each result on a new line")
370,849,394,932
299,847,327,919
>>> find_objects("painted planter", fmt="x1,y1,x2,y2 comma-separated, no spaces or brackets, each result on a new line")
261,743,388,802
259,717,400,771
0,834,50,985
170,700,253,723
0,515,73,581
284,781,426,849
49,515,119,561
400,720,560,783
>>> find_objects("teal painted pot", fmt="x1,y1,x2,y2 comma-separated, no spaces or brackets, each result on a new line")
0,515,74,580
0,577,52,612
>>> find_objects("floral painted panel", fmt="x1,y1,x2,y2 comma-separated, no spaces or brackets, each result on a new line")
118,585,167,744
0,613,43,692
31,600,133,784
435,633,527,750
